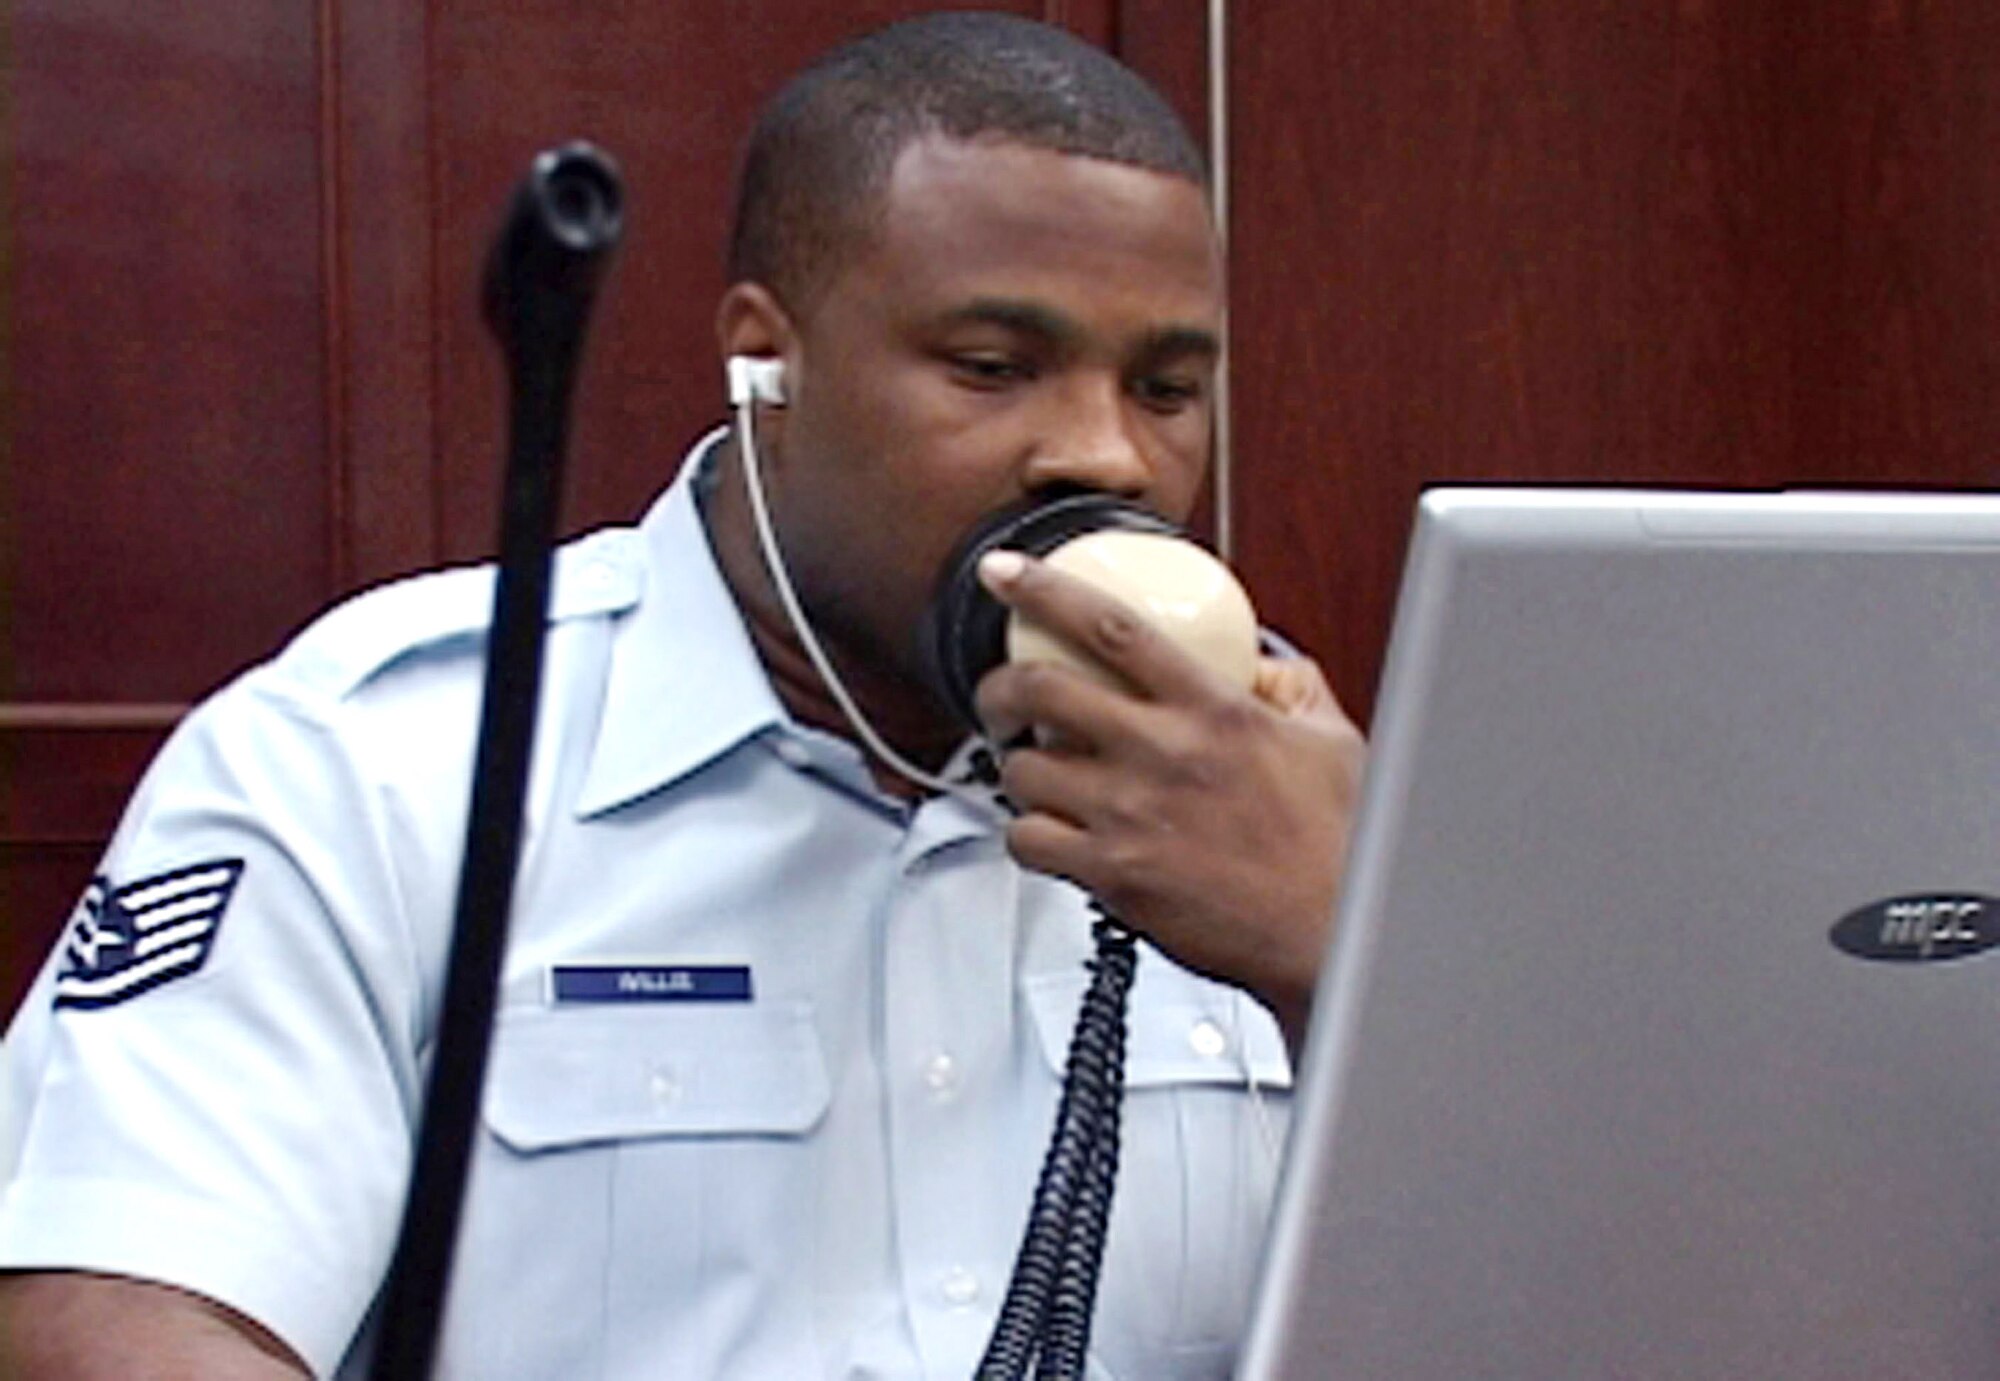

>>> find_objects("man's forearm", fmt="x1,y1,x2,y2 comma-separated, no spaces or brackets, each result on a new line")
0,1271,311,1380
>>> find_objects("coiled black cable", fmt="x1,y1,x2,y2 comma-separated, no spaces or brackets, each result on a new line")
976,912,1139,1381
1032,968,1130,1381
924,495,1200,1379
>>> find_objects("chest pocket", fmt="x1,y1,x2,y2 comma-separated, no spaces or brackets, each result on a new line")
484,1002,829,1147
1023,967,1292,1377
458,1002,832,1380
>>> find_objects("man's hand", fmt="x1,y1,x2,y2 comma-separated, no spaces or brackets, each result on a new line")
972,550,1365,1054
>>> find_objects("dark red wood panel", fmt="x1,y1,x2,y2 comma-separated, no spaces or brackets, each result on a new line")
5,1,331,703
330,0,443,589
4,3,329,1018
1227,2,2000,722
1230,2,1784,717
1116,0,1209,158
1,847,106,1012
0,722,172,1014
1777,4,2000,483
0,722,173,845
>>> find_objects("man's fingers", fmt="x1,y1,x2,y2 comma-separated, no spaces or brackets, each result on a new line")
976,656,1158,755
1003,810,1098,893
998,743,1115,826
977,549,1223,704
1253,654,1349,724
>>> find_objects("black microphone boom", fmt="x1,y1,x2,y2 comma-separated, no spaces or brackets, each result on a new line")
369,142,624,1381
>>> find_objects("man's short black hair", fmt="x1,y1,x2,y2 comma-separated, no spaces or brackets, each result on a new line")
727,11,1208,313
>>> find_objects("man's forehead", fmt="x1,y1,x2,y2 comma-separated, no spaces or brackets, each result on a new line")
839,134,1222,311
880,132,1214,232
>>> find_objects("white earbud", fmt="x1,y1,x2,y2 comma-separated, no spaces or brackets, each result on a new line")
727,355,788,407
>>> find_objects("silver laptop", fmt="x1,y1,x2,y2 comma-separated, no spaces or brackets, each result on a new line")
1240,488,2000,1380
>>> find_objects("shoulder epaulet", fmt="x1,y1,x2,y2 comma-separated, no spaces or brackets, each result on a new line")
271,526,644,699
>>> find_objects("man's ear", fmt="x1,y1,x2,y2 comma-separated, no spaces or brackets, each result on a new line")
716,282,798,406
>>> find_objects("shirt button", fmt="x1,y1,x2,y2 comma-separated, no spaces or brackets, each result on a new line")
940,1267,981,1307
772,737,812,769
1189,1019,1229,1059
647,1065,682,1108
923,1052,961,1099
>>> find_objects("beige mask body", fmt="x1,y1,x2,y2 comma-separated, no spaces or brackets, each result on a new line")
1004,530,1259,692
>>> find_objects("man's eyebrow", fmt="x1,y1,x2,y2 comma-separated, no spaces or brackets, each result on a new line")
939,300,1221,361
941,298,1080,345
1138,324,1222,361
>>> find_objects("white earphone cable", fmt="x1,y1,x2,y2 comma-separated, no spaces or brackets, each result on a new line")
1232,990,1281,1173
736,399,994,806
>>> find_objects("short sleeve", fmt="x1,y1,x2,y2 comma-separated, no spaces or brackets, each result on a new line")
0,670,427,1377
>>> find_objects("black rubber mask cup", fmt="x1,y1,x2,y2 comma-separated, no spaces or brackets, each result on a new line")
920,491,1188,733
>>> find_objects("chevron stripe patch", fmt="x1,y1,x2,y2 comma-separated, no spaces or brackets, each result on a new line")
54,859,245,1010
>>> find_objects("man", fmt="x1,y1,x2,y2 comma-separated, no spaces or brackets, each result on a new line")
0,13,1362,1377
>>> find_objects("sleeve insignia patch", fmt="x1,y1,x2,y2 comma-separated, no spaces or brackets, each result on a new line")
53,858,246,1010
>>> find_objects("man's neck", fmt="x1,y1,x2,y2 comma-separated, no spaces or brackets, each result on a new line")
698,438,963,800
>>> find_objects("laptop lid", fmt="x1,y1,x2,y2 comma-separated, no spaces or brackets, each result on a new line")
1240,488,2000,1380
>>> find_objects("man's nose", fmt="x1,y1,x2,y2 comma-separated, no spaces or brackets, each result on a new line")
1021,374,1151,498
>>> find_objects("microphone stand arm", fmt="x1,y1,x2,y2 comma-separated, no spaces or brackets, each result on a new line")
369,142,624,1381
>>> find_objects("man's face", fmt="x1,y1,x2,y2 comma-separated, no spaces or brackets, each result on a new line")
760,133,1224,699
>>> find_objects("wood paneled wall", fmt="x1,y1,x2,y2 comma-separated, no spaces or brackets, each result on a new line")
5,0,337,1012
7,2,1999,1014
1228,2,2000,720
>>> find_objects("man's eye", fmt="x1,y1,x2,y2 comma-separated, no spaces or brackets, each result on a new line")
948,354,1033,388
1134,375,1205,412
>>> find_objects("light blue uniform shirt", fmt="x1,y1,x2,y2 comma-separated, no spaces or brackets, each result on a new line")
0,436,1291,1379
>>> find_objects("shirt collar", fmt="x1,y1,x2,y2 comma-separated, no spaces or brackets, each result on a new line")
574,429,1012,833
575,429,786,818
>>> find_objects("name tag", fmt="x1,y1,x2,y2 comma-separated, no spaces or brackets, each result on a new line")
550,964,753,1003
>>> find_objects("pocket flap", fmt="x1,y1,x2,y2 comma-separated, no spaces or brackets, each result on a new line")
483,1001,831,1151
1023,965,1292,1091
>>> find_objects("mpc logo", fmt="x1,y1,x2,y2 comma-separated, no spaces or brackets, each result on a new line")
1829,894,2000,964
